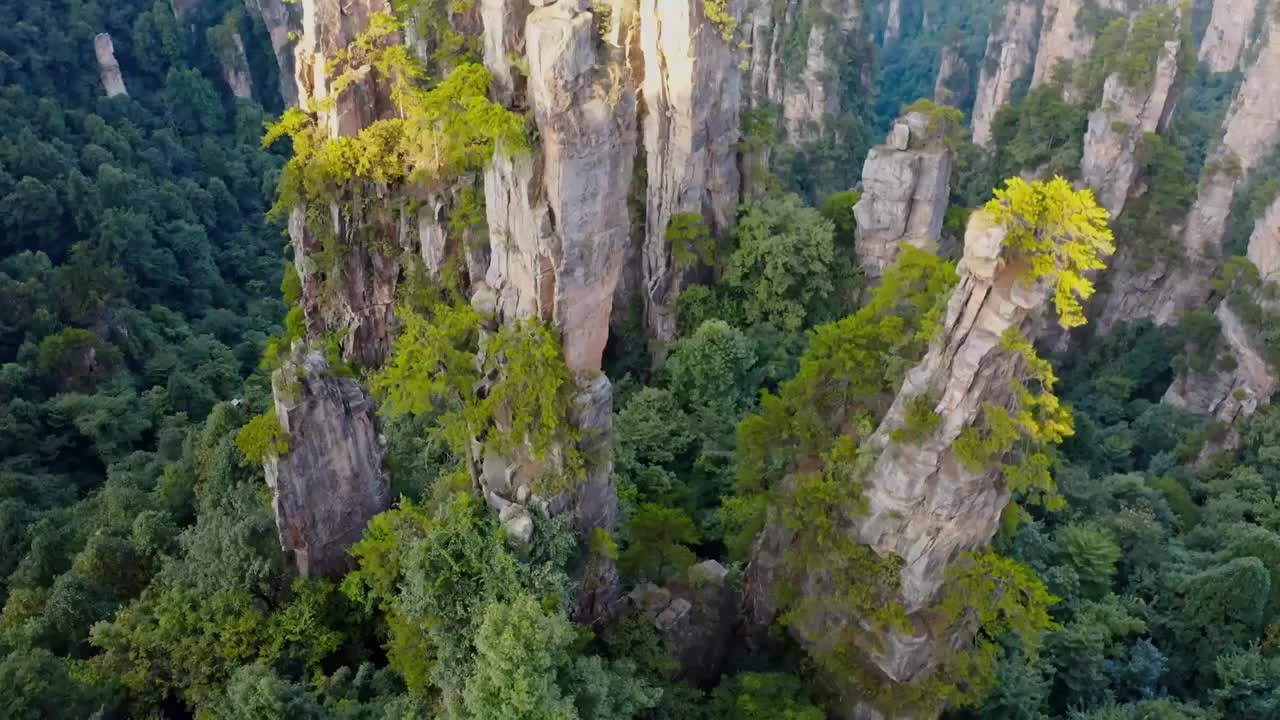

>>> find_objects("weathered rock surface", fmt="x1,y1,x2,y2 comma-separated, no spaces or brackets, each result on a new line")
1098,18,1280,332
1030,0,1095,96
480,0,533,106
971,0,1040,147
748,211,1061,715
853,113,952,279
1080,39,1181,217
485,0,637,374
1163,196,1280,446
245,0,300,106
216,30,256,99
933,44,971,108
885,0,903,42
1248,195,1280,281
628,560,736,686
743,0,867,147
1199,0,1262,72
266,345,389,578
94,33,127,98
639,0,743,349
477,0,636,623
1164,303,1277,446
294,0,398,139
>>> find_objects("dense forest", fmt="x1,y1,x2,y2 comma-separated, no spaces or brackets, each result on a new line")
3,0,1280,719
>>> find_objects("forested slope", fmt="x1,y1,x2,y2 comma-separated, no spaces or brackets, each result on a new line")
2,1,1280,719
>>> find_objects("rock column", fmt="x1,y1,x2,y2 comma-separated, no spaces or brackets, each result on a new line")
94,34,128,98
971,0,1040,147
639,0,743,350
853,112,952,279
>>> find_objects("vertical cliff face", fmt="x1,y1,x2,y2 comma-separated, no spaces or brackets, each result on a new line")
638,0,743,349
479,0,532,106
1098,17,1280,332
885,0,903,42
743,0,867,147
477,0,641,623
853,112,952,279
1199,0,1263,72
266,345,389,577
265,0,401,577
1029,0,1095,94
971,0,1040,147
245,0,301,107
1080,37,1181,216
94,33,128,98
484,1,637,374
1163,196,1280,447
849,212,1050,684
216,30,256,99
933,44,971,108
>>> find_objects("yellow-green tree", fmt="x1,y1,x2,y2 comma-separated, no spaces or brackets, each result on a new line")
986,176,1115,329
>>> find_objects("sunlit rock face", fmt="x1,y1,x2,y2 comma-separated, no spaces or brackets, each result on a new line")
748,211,1059,718
1199,0,1262,72
638,0,742,350
853,113,952,279
1080,36,1181,217
971,0,1040,147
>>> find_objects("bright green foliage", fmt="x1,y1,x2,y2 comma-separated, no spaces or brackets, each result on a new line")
774,438,910,656
1056,525,1122,597
901,98,968,150
235,409,289,464
707,672,824,719
703,0,738,42
0,647,100,720
482,319,581,464
374,307,582,489
884,550,1057,715
1082,5,1186,98
722,194,840,332
462,594,661,720
818,190,860,246
892,393,942,444
986,177,1115,328
620,504,701,583
667,212,716,269
729,246,956,556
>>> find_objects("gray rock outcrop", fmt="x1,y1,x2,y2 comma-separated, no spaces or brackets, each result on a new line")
1030,0,1095,95
1098,17,1280,332
94,33,128,98
1199,0,1263,72
245,0,301,106
748,209,1074,717
1163,196,1280,447
1080,37,1181,217
933,44,971,108
743,0,868,152
971,0,1040,147
853,112,952,279
639,0,743,350
216,30,256,100
266,345,389,578
628,559,736,686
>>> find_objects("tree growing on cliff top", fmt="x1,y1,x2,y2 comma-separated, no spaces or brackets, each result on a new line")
986,176,1115,329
